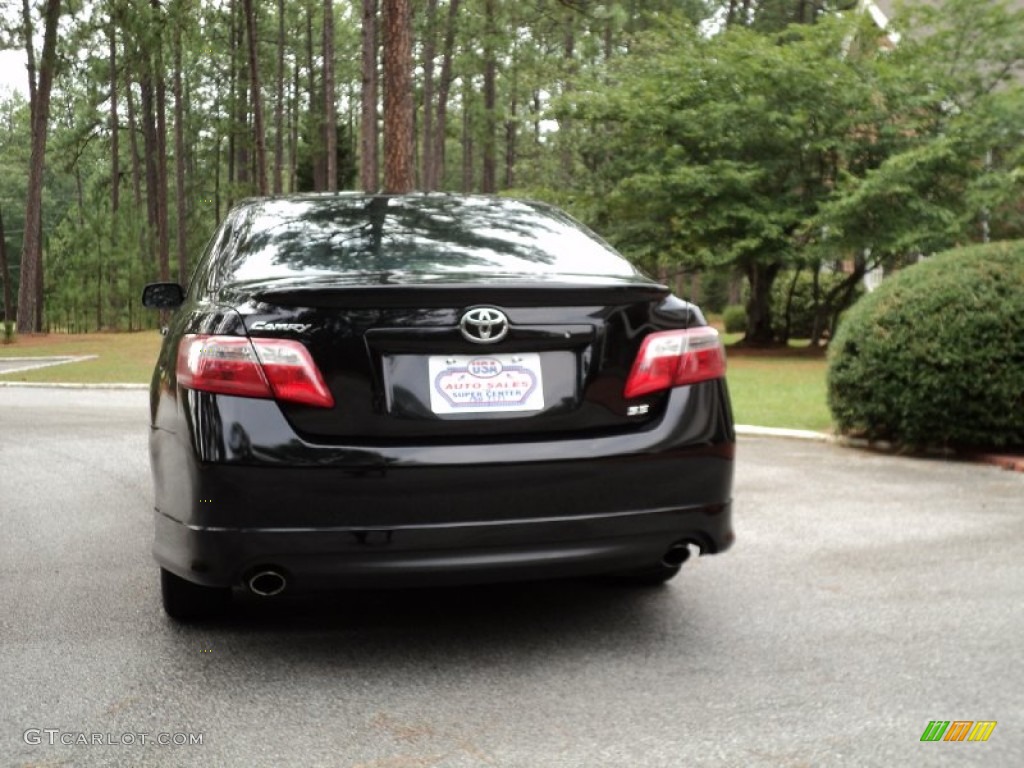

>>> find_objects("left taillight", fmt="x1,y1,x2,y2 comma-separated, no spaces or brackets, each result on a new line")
176,334,334,408
623,326,726,400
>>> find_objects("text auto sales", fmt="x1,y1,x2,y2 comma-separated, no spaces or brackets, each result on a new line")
23,729,204,746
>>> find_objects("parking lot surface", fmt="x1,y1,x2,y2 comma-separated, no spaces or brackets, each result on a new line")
1,387,1021,767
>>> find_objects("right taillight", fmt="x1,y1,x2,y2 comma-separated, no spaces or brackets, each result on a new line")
623,326,726,399
176,334,334,408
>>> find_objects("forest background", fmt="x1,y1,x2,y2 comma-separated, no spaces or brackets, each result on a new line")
1,0,1023,346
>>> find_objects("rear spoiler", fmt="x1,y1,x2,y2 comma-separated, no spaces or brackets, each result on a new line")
246,281,671,309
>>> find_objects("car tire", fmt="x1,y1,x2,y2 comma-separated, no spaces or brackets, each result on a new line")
160,568,230,621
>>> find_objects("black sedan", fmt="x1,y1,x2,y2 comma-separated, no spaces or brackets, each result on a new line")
142,194,735,621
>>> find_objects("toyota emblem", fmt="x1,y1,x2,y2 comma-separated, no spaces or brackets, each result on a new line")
460,307,509,344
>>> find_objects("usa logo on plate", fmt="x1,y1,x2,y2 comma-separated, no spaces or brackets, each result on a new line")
467,358,503,378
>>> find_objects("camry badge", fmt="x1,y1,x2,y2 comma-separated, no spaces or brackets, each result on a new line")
250,321,312,333
460,307,508,344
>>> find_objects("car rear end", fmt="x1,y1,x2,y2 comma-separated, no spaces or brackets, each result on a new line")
147,194,734,613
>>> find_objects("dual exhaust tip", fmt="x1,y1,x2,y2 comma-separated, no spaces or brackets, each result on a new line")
247,569,287,597
662,541,700,568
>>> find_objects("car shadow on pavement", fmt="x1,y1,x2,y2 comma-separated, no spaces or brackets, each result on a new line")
160,578,705,666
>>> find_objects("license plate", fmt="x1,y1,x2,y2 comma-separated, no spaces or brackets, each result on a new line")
428,353,545,414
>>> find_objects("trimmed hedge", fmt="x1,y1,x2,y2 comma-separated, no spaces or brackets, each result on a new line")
827,241,1024,449
723,304,747,334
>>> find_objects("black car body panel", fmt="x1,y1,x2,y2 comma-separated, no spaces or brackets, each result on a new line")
146,194,735,597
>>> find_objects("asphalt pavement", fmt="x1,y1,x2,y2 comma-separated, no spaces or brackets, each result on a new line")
1,387,1021,767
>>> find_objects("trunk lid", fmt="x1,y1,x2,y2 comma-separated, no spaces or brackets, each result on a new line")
232,275,700,441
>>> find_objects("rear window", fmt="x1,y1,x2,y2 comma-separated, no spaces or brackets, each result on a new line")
221,195,639,284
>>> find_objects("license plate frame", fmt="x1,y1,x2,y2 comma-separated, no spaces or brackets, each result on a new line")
428,353,545,415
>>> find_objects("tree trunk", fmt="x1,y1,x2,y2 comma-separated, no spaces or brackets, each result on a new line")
505,102,517,187
533,89,541,144
800,0,815,24
152,0,171,283
21,0,38,109
226,4,236,201
306,1,323,190
274,0,285,194
505,35,518,188
461,76,473,193
811,256,868,348
360,0,379,191
16,0,61,333
214,133,222,223
173,16,189,285
558,15,575,182
75,167,85,228
323,0,337,191
34,215,43,331
290,58,300,191
347,86,357,187
96,205,103,331
140,76,159,240
727,0,739,26
382,0,413,193
109,20,120,215
420,0,438,190
0,206,12,333
429,0,460,190
125,56,146,295
604,12,614,60
242,0,268,195
126,77,143,211
743,261,782,346
107,18,119,326
778,266,802,344
233,0,250,189
481,0,497,193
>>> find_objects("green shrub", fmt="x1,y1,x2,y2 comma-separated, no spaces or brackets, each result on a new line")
723,304,747,334
827,241,1024,449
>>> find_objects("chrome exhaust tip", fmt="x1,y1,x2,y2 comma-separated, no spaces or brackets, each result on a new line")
247,569,287,597
662,542,695,568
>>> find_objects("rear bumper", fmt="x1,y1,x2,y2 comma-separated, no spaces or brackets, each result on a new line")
154,499,733,589
150,382,735,589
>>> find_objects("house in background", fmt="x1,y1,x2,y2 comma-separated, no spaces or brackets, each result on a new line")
856,0,1024,292
861,0,896,30
864,0,1024,33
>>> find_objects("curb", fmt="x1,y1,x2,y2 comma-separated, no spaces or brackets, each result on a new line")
736,425,1024,474
0,381,148,390
968,453,1024,473
735,425,833,442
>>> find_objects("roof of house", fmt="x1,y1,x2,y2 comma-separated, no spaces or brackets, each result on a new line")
868,0,1024,25
863,0,1024,83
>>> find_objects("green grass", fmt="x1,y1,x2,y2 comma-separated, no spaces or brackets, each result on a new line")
725,355,831,432
0,331,163,384
0,331,834,432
